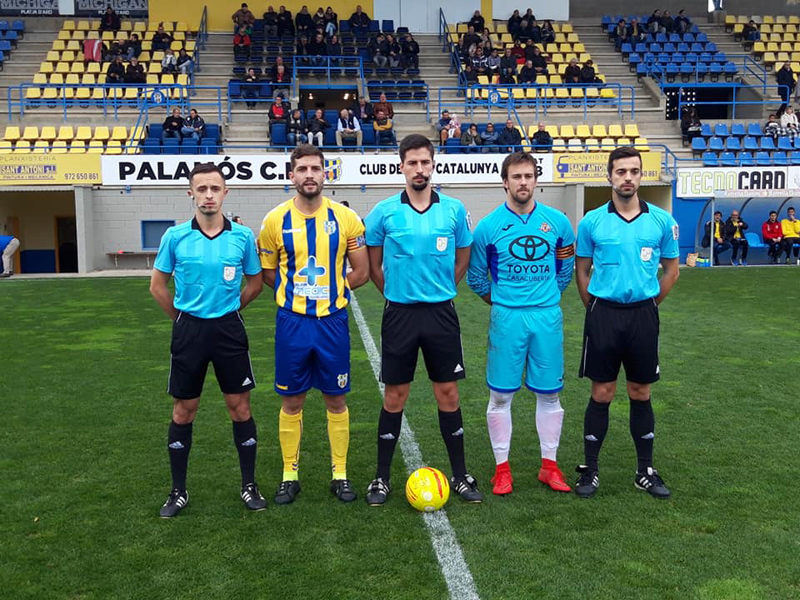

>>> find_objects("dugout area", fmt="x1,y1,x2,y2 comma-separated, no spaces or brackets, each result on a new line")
0,188,77,274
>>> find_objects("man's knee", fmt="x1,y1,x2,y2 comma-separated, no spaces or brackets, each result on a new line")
172,397,199,423
487,389,513,412
433,382,460,410
225,392,252,420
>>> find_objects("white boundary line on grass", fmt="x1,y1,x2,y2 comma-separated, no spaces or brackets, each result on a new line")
350,293,480,600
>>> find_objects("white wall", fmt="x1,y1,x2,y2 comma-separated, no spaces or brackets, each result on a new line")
374,0,480,32
492,0,569,22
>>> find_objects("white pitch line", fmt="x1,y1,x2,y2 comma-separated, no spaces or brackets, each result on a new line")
350,293,480,600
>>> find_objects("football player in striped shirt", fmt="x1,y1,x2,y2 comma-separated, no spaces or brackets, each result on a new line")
258,145,369,504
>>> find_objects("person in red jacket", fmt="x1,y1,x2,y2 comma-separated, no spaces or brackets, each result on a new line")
762,210,783,263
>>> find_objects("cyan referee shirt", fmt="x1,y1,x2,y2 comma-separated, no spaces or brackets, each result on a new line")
576,200,679,304
365,190,472,304
154,217,261,318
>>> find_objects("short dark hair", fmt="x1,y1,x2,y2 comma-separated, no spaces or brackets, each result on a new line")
189,162,225,184
607,146,642,175
290,144,325,170
789,206,796,211
714,210,722,216
501,151,538,181
399,134,434,162
770,210,777,215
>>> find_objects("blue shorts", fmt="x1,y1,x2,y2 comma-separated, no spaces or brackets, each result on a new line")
274,307,350,396
486,304,564,394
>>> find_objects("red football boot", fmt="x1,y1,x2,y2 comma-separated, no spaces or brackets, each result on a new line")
538,458,571,492
491,461,513,495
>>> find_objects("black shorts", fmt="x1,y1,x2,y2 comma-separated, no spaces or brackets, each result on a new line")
380,300,466,385
168,311,256,399
579,297,660,385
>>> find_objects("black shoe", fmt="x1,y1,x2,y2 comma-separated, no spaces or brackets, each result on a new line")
330,478,357,503
274,480,301,505
0,271,11,278
450,474,483,503
159,489,188,518
574,465,599,498
241,482,267,511
365,477,391,506
634,467,671,499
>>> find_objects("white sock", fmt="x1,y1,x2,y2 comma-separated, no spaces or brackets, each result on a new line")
535,393,564,462
487,390,514,464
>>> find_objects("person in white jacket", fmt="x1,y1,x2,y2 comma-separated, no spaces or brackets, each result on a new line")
780,105,799,138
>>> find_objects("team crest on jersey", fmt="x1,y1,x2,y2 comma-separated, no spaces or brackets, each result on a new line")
337,373,349,388
324,220,337,235
223,266,236,281
436,237,448,251
672,224,680,240
540,222,551,233
640,247,653,261
324,158,343,183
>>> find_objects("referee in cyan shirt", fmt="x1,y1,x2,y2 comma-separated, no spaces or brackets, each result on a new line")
574,147,680,500
150,163,266,517
363,133,483,506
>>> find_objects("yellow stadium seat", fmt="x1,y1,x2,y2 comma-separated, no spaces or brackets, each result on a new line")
549,75,562,85
108,126,127,141
123,141,140,154
96,74,107,85
774,24,785,34
763,51,776,64
58,30,71,40
65,73,80,85
13,141,31,154
777,15,788,24
552,139,567,152
764,16,775,24
600,138,616,151
561,23,573,33
107,87,123,100
184,41,196,52
616,137,632,147
725,15,736,25
139,51,151,62
545,125,560,138
69,141,86,154
33,73,47,85
584,138,601,152
600,88,617,99
124,88,139,101
25,88,41,101
129,126,146,141
49,73,64,85
21,126,39,141
33,140,49,154
635,137,649,151
545,43,558,54
608,124,624,138
535,75,548,85
75,126,92,141
76,20,90,30
61,88,74,101
624,124,640,138
559,43,571,53
71,62,85,74
57,126,74,141
93,126,111,141
3,126,21,141
52,40,66,51
66,40,81,51
133,21,146,32
87,140,105,154
63,20,76,31
560,125,575,138
586,87,600,103
41,87,58,101
0,140,11,154
106,140,123,155
71,30,85,41
51,141,68,154
56,62,70,74
40,126,57,140
102,31,114,41
90,88,105,101
573,43,586,53
81,73,96,85
46,50,60,62
591,124,607,138
570,88,584,104
496,23,508,34
86,31,99,39
173,32,185,41
567,33,579,43
161,74,175,86
151,50,164,62
791,16,800,25
176,74,189,86
120,20,132,31
525,88,537,101
554,33,566,44
567,138,583,151
61,50,76,62
75,88,91,103
576,125,591,138
40,61,54,74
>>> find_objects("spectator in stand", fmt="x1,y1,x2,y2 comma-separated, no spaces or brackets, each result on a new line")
312,7,327,33
125,57,146,85
295,6,315,37
530,46,548,76
373,92,394,119
308,108,329,146
497,119,522,152
233,27,252,59
268,96,289,136
308,31,327,66
463,63,479,84
177,49,194,75
122,33,142,60
628,19,646,44
263,6,279,37
373,108,396,146
352,96,374,123
781,206,800,263
508,10,523,39
106,56,125,85
471,47,488,76
500,47,517,83
776,63,794,113
369,33,389,68
270,55,291,80
564,58,581,86
523,39,538,62
510,40,525,63
516,19,532,43
646,10,664,34
181,108,205,141
152,25,173,52
401,33,419,69
580,59,601,84
781,105,799,138
461,123,481,153
529,20,544,43
763,211,783,263
336,108,363,148
673,9,692,34
99,6,121,32
661,11,675,34
162,107,184,140
349,5,371,36
469,10,485,33
271,64,291,99
724,210,749,266
162,48,178,73
702,211,730,265
104,40,123,62
742,20,759,42
540,20,555,43
486,48,501,79
295,36,310,65
436,110,461,144
243,67,259,109
681,107,702,143
518,59,536,84
523,9,535,24
531,122,553,152
385,34,401,68
286,109,308,146
232,3,255,33
461,25,481,60
764,113,783,142
277,6,295,38
480,122,498,152
480,28,497,54
614,19,629,51
327,34,343,68
324,7,338,38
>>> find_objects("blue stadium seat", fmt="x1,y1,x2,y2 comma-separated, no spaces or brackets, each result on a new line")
149,123,164,139
634,42,647,53
696,33,708,43
709,62,722,81
705,42,717,53
649,42,662,53
678,42,689,53
200,137,218,154
720,151,737,166
738,151,755,166
181,139,199,154
743,136,760,151
761,137,776,151
445,138,461,154
702,151,718,166
162,137,180,154
685,52,698,64
755,151,772,166
620,43,633,56
691,43,704,53
655,33,667,43
701,123,713,137
745,232,767,248
368,20,380,32
714,123,729,137
747,123,762,137
691,137,707,156
381,20,394,33
684,33,695,42
669,33,681,43
778,137,794,151
731,123,746,137
665,63,678,81
270,123,287,145
142,138,160,155
773,151,788,166
205,124,221,140
708,136,724,152
789,150,800,165
663,43,676,54
726,137,741,151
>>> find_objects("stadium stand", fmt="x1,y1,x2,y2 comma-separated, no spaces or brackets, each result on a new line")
689,119,800,165
0,19,25,69
1,124,145,153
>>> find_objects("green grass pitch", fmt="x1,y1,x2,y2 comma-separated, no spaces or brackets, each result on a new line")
1,268,798,600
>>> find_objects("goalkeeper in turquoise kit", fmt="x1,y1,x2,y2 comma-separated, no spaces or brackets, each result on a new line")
467,152,575,496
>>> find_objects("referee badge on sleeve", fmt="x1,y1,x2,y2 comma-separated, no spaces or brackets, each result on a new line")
223,266,236,281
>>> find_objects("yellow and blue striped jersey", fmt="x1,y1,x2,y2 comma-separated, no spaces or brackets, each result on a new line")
258,197,366,316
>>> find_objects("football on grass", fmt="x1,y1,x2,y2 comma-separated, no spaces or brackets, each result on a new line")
406,467,450,512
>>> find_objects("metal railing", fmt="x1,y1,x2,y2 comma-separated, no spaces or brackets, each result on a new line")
292,56,364,86
676,83,790,120
438,9,464,83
